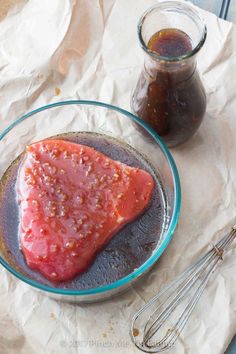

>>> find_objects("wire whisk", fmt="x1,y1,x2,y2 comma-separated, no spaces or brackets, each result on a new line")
130,227,236,353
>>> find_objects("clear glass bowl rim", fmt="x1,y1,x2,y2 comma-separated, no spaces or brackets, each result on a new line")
0,100,181,296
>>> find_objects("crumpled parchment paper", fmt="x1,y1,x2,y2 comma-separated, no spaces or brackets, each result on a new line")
0,0,236,353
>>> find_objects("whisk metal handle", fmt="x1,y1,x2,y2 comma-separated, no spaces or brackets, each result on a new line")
130,227,236,353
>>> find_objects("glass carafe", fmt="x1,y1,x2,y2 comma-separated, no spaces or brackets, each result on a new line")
131,1,207,147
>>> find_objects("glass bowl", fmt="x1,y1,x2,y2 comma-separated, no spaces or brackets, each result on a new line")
0,100,180,302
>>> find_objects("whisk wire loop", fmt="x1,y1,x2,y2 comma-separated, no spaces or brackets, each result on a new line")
131,228,236,353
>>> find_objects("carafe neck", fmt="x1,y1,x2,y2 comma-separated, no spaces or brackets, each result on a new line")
144,55,197,83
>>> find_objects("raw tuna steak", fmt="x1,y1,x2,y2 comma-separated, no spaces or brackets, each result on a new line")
17,139,154,282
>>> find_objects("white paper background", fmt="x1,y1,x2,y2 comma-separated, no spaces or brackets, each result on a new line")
0,0,236,353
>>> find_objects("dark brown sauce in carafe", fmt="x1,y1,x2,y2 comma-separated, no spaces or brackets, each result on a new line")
132,28,206,147
148,28,192,57
0,132,167,289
